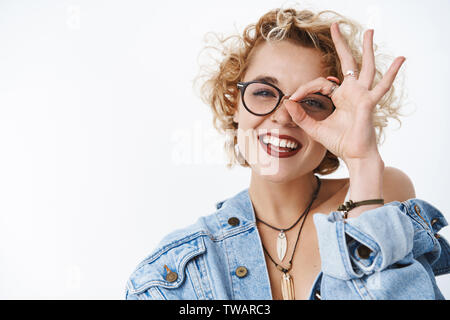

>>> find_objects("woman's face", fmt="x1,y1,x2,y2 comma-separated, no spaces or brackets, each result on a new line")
233,40,329,181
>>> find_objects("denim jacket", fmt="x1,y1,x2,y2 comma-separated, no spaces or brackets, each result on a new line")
125,188,450,300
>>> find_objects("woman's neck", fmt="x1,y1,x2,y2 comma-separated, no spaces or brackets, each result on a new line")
248,172,321,227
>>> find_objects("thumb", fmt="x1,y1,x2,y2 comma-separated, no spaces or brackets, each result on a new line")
284,100,319,138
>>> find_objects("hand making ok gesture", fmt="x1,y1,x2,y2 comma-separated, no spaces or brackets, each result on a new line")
284,22,405,164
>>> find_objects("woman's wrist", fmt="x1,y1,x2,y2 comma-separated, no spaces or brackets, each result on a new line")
344,155,385,218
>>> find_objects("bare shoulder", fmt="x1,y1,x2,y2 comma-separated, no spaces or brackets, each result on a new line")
320,166,415,207
383,166,416,203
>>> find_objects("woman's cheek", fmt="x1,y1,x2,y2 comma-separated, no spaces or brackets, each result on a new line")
236,127,259,165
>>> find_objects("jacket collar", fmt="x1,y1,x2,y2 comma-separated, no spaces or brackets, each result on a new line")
216,188,255,219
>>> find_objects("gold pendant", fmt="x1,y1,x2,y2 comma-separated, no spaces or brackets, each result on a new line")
280,272,295,300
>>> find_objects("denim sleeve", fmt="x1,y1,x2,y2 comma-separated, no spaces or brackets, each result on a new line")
313,205,415,280
125,288,140,300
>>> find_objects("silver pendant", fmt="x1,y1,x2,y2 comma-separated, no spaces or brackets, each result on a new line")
277,230,287,261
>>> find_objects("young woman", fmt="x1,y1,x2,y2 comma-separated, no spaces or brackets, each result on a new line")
125,7,449,300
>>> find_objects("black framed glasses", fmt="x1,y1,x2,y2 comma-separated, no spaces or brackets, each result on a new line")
237,80,335,121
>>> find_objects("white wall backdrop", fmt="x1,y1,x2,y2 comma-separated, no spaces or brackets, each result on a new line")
0,0,449,299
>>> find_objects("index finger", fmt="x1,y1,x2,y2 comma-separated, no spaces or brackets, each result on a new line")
289,77,334,102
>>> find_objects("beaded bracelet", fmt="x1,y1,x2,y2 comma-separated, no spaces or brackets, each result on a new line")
337,199,384,219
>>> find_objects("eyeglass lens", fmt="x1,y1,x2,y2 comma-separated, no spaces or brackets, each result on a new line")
243,82,334,121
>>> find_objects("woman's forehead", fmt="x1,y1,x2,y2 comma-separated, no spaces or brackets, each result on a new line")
244,40,326,86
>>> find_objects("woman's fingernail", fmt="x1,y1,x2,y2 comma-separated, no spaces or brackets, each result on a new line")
326,76,341,84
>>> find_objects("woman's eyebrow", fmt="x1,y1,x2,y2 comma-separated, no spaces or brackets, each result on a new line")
314,92,332,99
249,77,333,102
251,75,279,85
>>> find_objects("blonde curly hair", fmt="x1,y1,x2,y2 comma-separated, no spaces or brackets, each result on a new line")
195,7,405,173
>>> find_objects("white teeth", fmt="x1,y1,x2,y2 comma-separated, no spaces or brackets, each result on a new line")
270,136,279,145
261,135,299,150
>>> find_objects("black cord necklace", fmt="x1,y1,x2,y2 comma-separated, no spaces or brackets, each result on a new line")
257,175,321,300
255,175,321,261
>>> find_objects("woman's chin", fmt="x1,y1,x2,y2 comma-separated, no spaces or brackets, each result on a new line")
250,162,299,182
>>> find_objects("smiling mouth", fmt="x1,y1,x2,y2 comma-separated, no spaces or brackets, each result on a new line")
258,133,302,158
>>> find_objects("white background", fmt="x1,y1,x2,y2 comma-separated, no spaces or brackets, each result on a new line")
0,0,449,299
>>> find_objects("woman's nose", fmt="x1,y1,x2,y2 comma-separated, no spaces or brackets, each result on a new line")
270,96,297,127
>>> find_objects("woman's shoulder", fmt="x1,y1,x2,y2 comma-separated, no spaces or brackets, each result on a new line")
324,165,416,204
378,167,449,277
382,166,416,203
125,189,250,298
125,214,213,298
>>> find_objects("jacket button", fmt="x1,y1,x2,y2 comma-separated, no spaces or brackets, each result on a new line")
235,266,248,278
414,205,421,214
164,264,178,283
166,271,178,283
357,245,372,259
414,205,427,223
228,217,240,226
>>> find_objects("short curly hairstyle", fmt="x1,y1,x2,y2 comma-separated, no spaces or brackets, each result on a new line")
195,7,405,173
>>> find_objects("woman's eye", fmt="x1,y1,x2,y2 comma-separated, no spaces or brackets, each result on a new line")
253,90,277,98
301,98,324,110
